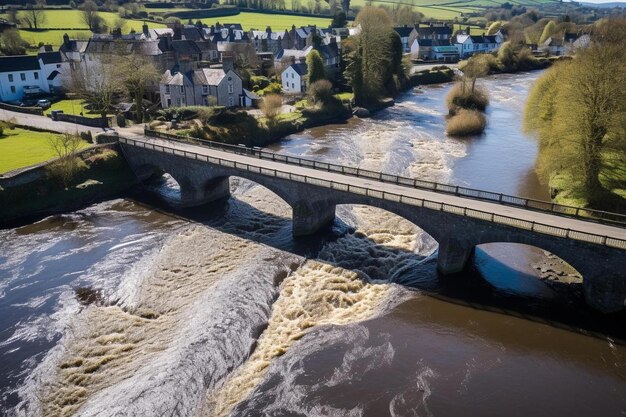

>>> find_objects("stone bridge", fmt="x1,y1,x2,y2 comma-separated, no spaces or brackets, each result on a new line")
119,135,626,313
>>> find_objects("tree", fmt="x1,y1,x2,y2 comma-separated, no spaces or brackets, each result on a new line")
306,50,325,84
21,0,47,29
487,21,502,35
0,29,29,55
539,20,557,44
81,0,100,31
308,79,334,106
345,6,397,106
260,94,282,122
497,41,516,71
113,52,160,122
331,10,347,28
48,133,85,188
524,41,626,205
66,59,122,119
6,7,19,25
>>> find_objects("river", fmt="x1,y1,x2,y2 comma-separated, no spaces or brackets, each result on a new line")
1,71,625,416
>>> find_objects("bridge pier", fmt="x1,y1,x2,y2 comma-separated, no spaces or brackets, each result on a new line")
292,201,336,236
437,237,474,275
583,270,626,313
180,177,231,207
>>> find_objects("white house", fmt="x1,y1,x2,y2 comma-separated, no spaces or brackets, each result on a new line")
0,55,54,102
281,63,308,94
454,34,501,58
38,51,67,92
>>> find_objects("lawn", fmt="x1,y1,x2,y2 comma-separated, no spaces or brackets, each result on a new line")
0,127,90,174
45,99,105,119
19,30,93,48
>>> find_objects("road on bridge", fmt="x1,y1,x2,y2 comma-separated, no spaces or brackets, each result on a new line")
128,135,626,244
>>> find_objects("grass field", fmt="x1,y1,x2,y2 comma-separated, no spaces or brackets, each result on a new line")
0,127,90,174
197,11,331,31
44,99,107,119
0,10,166,48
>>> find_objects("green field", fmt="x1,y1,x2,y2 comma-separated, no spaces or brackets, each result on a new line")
0,10,167,47
196,11,331,31
0,127,90,174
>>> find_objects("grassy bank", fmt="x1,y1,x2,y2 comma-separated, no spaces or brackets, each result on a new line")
0,147,136,225
409,66,456,86
0,127,91,174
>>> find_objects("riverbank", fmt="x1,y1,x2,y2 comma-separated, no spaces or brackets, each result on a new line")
0,146,137,227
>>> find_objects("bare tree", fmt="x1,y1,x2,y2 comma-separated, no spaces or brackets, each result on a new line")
48,133,85,188
21,0,47,29
81,0,100,31
113,51,160,122
65,59,122,119
260,94,283,122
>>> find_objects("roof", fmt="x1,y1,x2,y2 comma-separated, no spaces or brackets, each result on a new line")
38,51,62,65
417,25,452,37
289,62,308,76
161,70,186,86
196,68,228,86
469,35,498,44
172,40,200,55
84,38,164,56
0,55,40,73
243,88,260,99
276,47,311,61
394,26,414,37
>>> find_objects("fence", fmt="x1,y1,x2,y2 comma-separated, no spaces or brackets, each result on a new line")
121,136,626,251
0,102,43,116
143,129,626,227
56,113,111,128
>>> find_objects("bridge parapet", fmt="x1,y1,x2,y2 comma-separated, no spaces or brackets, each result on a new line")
119,135,626,313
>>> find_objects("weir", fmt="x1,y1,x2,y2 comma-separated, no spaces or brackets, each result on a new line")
119,135,626,313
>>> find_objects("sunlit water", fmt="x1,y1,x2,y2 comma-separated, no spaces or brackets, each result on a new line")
1,72,625,417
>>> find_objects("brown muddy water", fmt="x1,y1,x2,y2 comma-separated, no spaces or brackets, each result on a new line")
1,72,625,417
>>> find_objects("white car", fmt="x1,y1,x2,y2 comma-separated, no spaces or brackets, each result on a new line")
37,99,51,109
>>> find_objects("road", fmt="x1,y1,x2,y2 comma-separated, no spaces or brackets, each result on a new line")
128,135,626,244
0,107,103,136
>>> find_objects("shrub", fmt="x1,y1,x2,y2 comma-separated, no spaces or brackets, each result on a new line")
260,94,283,120
517,47,539,70
446,82,489,113
258,82,282,96
497,42,517,71
307,80,334,106
446,109,487,137
251,76,270,91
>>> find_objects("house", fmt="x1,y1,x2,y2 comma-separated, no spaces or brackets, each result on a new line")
160,67,244,108
0,55,49,102
454,34,501,58
429,46,459,62
281,63,308,94
564,32,591,55
394,25,414,52
410,39,433,60
249,26,288,54
38,51,67,92
408,23,453,48
275,43,339,71
542,37,565,56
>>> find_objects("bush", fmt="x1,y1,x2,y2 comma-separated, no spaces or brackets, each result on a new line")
260,94,283,120
258,82,282,96
409,68,455,86
446,109,487,137
307,80,334,106
251,76,270,91
446,82,490,113
516,47,539,70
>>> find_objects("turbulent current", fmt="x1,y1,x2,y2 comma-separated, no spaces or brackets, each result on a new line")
1,72,625,416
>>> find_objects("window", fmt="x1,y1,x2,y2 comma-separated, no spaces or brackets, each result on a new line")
165,85,170,94
292,82,295,89
228,83,233,94
34,72,39,80
202,85,208,94
10,86,16,94
180,86,184,93
292,73,294,79
176,98,181,106
228,96,234,106
8,74,13,82
20,73,26,81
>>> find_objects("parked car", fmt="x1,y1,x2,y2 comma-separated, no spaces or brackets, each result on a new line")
37,99,51,109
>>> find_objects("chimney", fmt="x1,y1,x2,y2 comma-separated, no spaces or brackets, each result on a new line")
222,52,234,72
266,26,272,34
63,33,70,46
174,24,182,40
466,26,471,35
112,27,122,38
228,25,234,40
142,22,149,37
